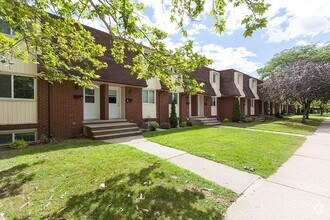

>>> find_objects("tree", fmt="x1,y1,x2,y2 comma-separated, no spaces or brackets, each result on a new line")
258,43,330,79
311,100,330,116
0,0,269,91
260,60,330,123
232,98,241,122
169,101,178,128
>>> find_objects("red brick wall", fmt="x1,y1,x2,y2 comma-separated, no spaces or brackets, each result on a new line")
275,103,280,114
240,98,244,116
179,93,189,121
157,90,170,124
254,100,262,115
204,96,211,117
0,124,38,131
100,84,109,120
125,87,143,125
191,95,198,116
218,97,235,120
38,80,84,139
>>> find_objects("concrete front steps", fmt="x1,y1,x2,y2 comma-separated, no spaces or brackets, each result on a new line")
189,116,221,126
83,119,142,140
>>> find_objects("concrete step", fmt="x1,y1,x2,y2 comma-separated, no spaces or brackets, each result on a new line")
91,127,140,136
203,122,221,126
83,119,127,125
93,131,142,140
86,122,138,131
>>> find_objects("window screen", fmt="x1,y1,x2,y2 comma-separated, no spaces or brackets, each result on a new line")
85,88,95,103
0,19,12,35
14,75,34,99
109,90,117,104
0,74,11,98
212,97,216,106
0,134,12,145
15,132,35,142
142,90,148,103
148,90,155,103
169,93,177,104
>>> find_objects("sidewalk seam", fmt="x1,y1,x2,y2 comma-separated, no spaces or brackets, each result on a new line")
266,179,330,200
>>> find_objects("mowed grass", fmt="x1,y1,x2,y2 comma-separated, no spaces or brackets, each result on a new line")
224,114,329,135
0,140,236,219
144,127,305,178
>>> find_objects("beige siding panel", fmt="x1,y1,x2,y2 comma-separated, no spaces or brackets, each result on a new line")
0,100,37,124
0,57,37,76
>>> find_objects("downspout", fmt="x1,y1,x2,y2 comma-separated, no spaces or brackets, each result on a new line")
158,88,166,124
48,83,52,138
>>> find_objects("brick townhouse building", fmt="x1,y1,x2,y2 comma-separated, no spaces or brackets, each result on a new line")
0,20,284,145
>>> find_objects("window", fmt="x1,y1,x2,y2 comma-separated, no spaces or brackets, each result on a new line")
142,90,155,104
15,132,35,142
0,74,34,99
14,76,34,99
0,134,12,145
0,19,14,35
169,93,178,104
109,90,117,104
211,97,216,107
0,74,11,98
251,99,254,107
237,74,240,84
0,131,36,145
213,74,216,83
85,87,95,103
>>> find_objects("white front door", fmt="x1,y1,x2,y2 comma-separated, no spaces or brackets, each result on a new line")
84,87,100,120
198,95,204,116
109,87,121,119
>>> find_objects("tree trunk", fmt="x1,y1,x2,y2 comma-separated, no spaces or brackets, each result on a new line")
301,102,311,124
321,107,324,116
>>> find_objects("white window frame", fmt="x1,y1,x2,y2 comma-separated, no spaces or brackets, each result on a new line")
251,99,254,107
213,74,216,83
142,89,155,104
0,129,37,146
0,19,15,36
0,73,36,101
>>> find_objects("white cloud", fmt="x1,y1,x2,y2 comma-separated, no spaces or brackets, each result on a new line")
195,44,261,76
186,23,208,36
265,0,330,43
139,0,181,35
217,0,330,42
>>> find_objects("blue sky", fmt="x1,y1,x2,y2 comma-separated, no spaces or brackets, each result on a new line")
86,0,330,79
138,0,330,78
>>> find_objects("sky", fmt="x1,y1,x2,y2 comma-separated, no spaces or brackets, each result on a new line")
87,0,330,79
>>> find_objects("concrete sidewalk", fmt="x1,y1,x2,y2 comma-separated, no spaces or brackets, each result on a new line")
108,136,260,194
225,118,330,220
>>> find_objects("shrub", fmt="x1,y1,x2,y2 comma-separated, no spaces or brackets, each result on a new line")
245,117,253,123
180,121,187,127
233,98,242,122
187,121,193,126
222,118,229,123
169,101,178,128
160,122,171,129
10,139,28,149
39,134,49,143
149,122,159,131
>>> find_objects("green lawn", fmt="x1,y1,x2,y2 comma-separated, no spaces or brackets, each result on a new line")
144,127,305,178
223,114,329,135
0,140,236,219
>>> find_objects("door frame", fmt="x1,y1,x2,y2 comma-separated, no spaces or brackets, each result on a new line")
108,86,122,119
83,87,100,120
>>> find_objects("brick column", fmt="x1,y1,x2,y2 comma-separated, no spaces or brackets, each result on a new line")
100,84,109,120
